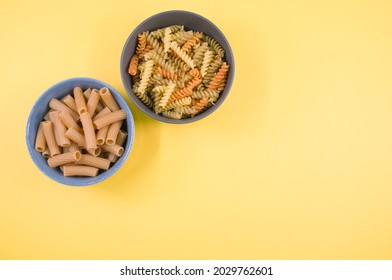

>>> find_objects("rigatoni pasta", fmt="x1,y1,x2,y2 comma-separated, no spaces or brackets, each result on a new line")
47,151,81,168
80,112,97,153
35,86,128,177
74,87,87,114
59,111,83,133
108,130,128,162
99,87,120,111
34,123,46,152
62,165,99,177
106,121,123,145
61,94,78,113
87,89,100,117
101,144,124,157
41,121,60,157
49,98,79,121
49,110,70,147
77,154,111,170
93,110,126,130
128,25,230,119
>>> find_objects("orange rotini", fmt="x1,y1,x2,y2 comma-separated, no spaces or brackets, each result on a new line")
128,55,139,76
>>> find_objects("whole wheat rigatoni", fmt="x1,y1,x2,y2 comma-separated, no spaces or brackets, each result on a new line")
34,122,46,152
74,87,87,115
41,121,60,157
49,110,70,147
93,110,126,130
99,87,120,112
80,112,97,154
35,86,128,177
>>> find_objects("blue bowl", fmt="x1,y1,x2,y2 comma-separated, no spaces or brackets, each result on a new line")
26,77,135,186
120,10,235,124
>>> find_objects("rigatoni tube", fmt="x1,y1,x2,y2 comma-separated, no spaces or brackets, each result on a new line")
49,111,70,147
65,127,86,147
101,144,124,157
87,89,100,117
35,122,46,152
77,154,111,170
41,121,60,157
99,87,120,112
49,99,79,121
80,112,97,152
108,130,127,162
47,151,81,168
93,110,126,130
74,87,87,114
62,165,99,177
106,121,123,145
61,94,78,113
59,111,83,133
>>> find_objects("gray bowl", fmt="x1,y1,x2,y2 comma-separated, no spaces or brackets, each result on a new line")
120,10,235,124
26,77,135,186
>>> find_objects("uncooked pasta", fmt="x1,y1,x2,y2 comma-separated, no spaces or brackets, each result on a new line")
128,25,230,119
34,86,128,177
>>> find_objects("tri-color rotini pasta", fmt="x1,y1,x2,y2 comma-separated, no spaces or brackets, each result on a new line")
128,25,230,119
34,87,128,177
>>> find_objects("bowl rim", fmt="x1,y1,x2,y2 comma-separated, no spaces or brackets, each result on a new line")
120,10,235,124
26,77,135,186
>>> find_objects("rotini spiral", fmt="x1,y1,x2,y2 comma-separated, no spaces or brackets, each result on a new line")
132,73,140,84
152,85,165,94
193,97,209,115
202,56,223,86
167,25,184,33
128,55,139,76
138,44,153,58
174,105,197,115
192,42,209,68
204,35,225,57
156,67,177,80
191,88,220,99
158,82,176,107
185,77,202,89
200,50,214,77
169,55,190,72
181,32,203,52
150,72,163,85
135,90,153,108
137,59,154,95
144,50,175,73
208,62,229,90
151,25,183,40
190,68,202,79
163,96,192,111
217,76,227,91
163,27,172,53
151,85,165,113
162,110,181,119
170,41,195,69
136,32,147,54
146,34,165,56
169,87,193,102
172,30,194,45
132,82,140,93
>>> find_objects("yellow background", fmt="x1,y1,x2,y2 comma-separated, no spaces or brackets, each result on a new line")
1,0,391,259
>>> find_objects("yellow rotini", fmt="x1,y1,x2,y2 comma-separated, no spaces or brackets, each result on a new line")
35,86,128,177
128,25,230,119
